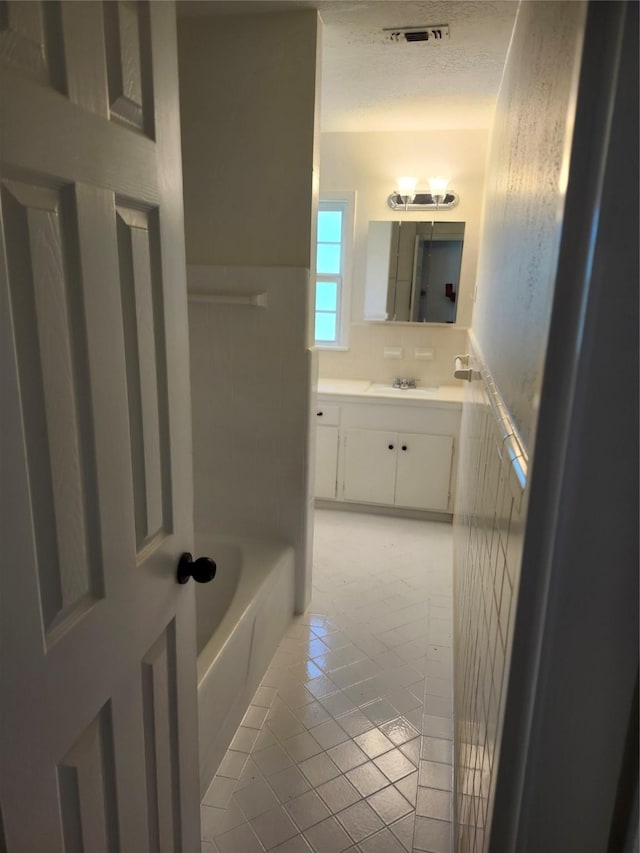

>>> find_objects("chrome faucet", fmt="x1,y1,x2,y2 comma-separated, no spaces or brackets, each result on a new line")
392,377,417,390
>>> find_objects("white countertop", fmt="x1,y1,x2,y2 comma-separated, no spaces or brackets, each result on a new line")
317,378,465,406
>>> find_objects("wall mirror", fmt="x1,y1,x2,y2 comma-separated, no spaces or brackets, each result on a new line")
365,220,465,323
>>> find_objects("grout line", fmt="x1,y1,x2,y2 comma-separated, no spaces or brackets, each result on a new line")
201,510,455,853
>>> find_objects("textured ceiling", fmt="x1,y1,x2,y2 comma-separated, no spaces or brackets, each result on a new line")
177,1,519,132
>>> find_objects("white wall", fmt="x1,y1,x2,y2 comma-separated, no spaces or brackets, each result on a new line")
179,12,319,268
320,129,488,327
471,3,586,451
318,129,488,385
178,11,321,611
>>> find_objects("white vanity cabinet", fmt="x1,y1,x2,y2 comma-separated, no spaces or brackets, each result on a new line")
314,384,463,515
343,428,397,504
343,428,454,511
394,433,454,510
314,405,340,499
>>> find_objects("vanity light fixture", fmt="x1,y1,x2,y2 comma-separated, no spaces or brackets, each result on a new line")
428,176,450,208
387,176,459,211
396,175,417,209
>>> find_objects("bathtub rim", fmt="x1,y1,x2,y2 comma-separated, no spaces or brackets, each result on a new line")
194,532,294,685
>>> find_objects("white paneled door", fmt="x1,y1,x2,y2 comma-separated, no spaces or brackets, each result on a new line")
0,3,201,850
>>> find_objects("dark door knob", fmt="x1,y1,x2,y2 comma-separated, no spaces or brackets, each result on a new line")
401,445,408,451
177,553,217,584
317,411,323,416
388,444,394,450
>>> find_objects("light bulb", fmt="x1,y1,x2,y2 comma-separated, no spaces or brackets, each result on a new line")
396,176,417,200
428,176,449,198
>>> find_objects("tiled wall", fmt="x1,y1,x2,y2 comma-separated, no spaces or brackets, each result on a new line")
452,336,527,851
318,324,469,389
188,265,315,611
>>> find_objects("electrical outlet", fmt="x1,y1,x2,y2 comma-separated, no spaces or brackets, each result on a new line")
383,346,403,359
414,348,435,361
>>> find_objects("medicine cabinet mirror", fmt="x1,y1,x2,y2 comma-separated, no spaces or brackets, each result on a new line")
365,220,465,324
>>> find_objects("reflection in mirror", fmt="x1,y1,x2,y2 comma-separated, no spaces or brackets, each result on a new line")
366,221,465,323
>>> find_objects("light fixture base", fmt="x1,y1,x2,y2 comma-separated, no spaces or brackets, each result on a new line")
387,190,459,211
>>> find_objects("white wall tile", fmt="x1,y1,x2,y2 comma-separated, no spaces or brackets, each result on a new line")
189,265,312,605
453,340,528,851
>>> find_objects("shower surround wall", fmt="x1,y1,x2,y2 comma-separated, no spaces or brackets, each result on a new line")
452,2,586,850
178,10,321,612
187,268,310,546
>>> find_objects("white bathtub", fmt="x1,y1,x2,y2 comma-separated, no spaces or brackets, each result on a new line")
195,533,295,797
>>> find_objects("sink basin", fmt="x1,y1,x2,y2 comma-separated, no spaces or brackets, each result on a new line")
316,378,463,404
367,383,440,398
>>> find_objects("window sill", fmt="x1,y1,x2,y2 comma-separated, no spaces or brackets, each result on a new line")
314,344,350,352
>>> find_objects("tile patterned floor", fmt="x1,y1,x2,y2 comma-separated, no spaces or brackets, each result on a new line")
201,510,454,853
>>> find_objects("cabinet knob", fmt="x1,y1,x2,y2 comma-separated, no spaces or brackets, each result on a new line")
317,411,323,417
401,445,408,451
388,444,394,450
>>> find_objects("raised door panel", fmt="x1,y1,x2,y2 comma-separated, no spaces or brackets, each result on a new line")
116,204,172,553
103,0,154,134
0,0,146,122
0,0,60,86
315,425,339,499
395,432,453,511
343,428,397,505
57,703,120,852
1,181,104,645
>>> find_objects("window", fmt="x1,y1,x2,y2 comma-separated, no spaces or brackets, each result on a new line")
315,194,354,348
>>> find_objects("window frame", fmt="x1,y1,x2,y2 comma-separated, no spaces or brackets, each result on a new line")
314,192,355,350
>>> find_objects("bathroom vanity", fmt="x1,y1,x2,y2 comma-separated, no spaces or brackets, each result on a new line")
314,379,464,516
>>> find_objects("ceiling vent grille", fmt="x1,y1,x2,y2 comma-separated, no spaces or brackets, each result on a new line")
384,24,450,43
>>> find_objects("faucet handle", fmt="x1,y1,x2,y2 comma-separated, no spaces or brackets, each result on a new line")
392,377,417,390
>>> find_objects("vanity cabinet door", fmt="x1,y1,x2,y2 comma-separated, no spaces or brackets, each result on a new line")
343,428,397,505
315,426,339,499
395,433,453,511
